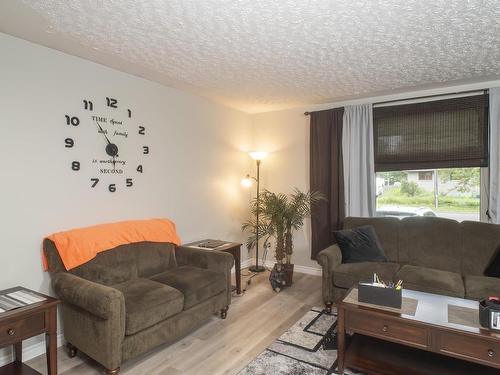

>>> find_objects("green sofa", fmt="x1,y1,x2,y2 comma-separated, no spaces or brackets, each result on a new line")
317,216,500,310
44,239,234,374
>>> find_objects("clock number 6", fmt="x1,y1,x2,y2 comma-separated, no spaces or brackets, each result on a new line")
91,178,99,188
109,184,116,193
65,115,80,126
126,178,133,187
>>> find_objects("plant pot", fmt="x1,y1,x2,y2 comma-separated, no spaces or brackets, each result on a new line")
283,263,294,286
269,263,287,292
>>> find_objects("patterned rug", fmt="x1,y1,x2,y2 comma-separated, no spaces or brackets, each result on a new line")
238,307,362,375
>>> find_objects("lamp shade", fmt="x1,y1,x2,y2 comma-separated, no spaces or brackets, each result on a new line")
241,175,253,188
249,151,268,161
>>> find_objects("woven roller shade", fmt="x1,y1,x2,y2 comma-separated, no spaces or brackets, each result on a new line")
374,94,489,172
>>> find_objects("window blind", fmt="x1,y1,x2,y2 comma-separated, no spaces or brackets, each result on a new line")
373,94,489,172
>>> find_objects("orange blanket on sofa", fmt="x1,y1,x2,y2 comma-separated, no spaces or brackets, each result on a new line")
43,218,181,271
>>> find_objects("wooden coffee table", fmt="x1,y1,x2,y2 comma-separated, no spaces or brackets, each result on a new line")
338,287,500,375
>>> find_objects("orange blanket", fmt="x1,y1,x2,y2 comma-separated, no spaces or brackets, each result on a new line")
43,218,181,271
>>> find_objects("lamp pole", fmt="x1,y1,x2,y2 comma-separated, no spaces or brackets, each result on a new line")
250,159,265,272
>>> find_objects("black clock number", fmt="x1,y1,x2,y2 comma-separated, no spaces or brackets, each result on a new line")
137,165,143,173
83,100,93,111
65,115,80,126
126,178,133,187
72,161,80,171
143,146,149,154
139,126,145,135
106,97,118,108
127,109,132,118
91,178,99,188
64,138,74,148
109,184,116,192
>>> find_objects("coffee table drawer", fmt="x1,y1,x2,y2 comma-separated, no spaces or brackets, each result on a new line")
437,331,500,367
346,310,428,348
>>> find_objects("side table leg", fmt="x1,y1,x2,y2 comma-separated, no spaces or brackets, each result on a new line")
337,305,345,375
46,307,57,375
235,247,242,294
14,342,22,363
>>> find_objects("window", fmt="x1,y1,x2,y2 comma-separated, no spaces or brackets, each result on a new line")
373,94,489,222
376,168,482,222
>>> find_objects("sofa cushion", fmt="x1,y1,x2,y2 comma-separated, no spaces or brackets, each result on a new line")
332,262,401,289
135,242,177,278
464,275,500,300
344,217,400,262
71,244,138,285
334,225,388,263
151,266,226,309
461,221,500,276
395,265,464,298
113,278,184,335
399,217,462,273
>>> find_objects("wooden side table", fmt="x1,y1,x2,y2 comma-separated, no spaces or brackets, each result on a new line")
0,287,59,375
183,240,242,294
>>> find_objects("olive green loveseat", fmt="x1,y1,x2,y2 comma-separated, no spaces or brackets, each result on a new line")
318,216,500,311
44,240,233,374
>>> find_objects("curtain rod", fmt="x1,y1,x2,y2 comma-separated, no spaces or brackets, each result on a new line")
303,88,489,115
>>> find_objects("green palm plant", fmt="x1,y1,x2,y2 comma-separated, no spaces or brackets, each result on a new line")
283,189,326,264
242,188,325,265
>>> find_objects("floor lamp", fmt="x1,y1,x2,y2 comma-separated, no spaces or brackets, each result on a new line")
242,151,268,272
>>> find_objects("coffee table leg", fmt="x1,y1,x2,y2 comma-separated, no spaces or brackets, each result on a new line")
337,305,345,375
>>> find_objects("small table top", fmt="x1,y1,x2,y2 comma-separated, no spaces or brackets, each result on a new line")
0,286,59,322
342,287,500,339
183,239,242,251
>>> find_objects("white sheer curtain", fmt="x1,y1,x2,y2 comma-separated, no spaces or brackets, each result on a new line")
342,103,376,217
489,87,500,223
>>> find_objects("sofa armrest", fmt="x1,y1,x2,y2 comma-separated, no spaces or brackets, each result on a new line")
317,244,343,304
52,272,125,320
317,244,342,271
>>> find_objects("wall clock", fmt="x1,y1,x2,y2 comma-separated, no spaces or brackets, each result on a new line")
63,97,149,192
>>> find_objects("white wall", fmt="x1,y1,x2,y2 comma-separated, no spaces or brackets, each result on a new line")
0,32,253,359
253,79,500,270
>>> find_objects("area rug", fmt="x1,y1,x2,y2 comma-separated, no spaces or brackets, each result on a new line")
238,307,362,375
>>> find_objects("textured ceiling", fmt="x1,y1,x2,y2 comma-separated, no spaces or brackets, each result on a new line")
1,0,500,113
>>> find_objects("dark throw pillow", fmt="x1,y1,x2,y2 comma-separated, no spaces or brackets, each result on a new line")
484,249,500,278
333,225,388,263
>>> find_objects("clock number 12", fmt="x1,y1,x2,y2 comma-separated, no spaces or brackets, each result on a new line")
106,97,118,108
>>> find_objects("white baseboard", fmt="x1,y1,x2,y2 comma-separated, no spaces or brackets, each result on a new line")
0,333,65,367
241,258,322,276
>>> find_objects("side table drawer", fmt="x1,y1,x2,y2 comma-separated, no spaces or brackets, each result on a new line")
346,310,428,348
0,312,45,344
437,331,500,367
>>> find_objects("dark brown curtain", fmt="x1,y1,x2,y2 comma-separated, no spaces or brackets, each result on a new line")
374,94,489,171
310,108,345,260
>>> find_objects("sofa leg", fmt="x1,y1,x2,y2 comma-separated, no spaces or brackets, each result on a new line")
105,367,120,375
66,342,77,358
220,306,229,319
325,302,333,314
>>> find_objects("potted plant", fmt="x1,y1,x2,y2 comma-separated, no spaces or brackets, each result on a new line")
242,188,325,290
282,188,325,285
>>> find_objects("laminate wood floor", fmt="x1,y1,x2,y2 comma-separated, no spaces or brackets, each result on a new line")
27,270,322,375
